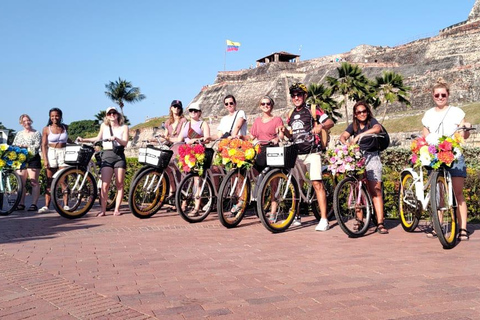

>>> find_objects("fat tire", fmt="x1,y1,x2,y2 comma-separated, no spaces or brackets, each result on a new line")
217,168,250,228
175,173,214,223
399,172,420,232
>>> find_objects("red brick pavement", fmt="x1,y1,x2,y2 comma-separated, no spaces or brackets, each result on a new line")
1,199,480,319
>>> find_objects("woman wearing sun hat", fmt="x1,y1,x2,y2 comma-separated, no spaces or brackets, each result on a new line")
79,106,129,217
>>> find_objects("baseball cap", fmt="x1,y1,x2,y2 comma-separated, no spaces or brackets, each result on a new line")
106,107,118,114
188,102,201,111
171,100,183,108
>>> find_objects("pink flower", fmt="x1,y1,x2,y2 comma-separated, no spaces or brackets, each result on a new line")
438,140,452,152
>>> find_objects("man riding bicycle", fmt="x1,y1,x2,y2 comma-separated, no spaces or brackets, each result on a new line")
280,82,334,231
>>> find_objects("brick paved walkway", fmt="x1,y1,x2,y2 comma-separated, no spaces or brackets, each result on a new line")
1,199,480,319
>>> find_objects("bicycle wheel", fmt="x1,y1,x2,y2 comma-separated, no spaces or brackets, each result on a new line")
217,168,250,228
333,176,373,237
311,171,336,221
175,173,214,223
51,167,97,219
128,167,169,219
257,169,298,233
399,171,421,232
430,170,457,249
0,170,23,216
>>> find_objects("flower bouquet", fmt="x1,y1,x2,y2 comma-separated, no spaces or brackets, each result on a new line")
410,133,463,169
0,144,30,170
326,144,366,176
214,138,259,170
177,144,211,176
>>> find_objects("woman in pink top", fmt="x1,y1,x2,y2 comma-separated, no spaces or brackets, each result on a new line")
249,96,284,171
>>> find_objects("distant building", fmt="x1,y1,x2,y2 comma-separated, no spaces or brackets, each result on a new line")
256,51,300,67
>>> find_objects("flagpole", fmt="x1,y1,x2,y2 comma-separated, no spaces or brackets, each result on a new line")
224,47,226,71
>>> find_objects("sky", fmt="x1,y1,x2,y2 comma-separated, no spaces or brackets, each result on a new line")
0,0,476,132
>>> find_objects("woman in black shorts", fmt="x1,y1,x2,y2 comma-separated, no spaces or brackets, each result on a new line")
13,114,42,212
79,107,129,217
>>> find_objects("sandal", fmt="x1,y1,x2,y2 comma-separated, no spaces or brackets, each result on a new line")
15,204,25,211
353,219,364,232
188,210,200,217
458,228,470,241
27,204,38,212
376,223,389,234
426,230,438,238
230,201,244,214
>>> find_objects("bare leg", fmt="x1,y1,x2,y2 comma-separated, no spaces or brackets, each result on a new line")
113,167,125,215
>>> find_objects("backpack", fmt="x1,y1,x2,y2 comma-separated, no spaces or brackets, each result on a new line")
287,104,330,150
377,125,390,151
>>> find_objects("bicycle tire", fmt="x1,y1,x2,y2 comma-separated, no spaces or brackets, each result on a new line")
217,168,250,228
175,173,214,223
51,167,97,219
256,169,298,233
0,170,23,216
128,167,169,219
398,171,421,232
333,176,373,237
430,170,458,249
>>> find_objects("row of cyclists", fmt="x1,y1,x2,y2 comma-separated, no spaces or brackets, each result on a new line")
12,78,473,241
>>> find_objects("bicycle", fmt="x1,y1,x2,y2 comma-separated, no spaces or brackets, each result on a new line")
175,140,224,223
215,140,269,228
332,135,384,238
50,140,118,219
256,133,336,233
0,168,23,215
128,140,182,219
399,127,476,249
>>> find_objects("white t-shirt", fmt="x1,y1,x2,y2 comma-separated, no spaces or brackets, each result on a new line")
421,106,465,137
217,110,248,136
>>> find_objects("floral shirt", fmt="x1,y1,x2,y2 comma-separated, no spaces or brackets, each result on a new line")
13,130,42,155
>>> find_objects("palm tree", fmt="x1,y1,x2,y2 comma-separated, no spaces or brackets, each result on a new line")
326,62,370,125
306,83,342,123
374,71,411,123
104,78,146,116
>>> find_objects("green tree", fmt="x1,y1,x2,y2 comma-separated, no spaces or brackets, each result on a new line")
306,83,342,123
104,78,146,116
326,62,370,125
374,71,411,123
68,120,99,141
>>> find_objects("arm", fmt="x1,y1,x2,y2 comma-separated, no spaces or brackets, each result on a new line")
231,117,246,138
351,124,382,144
64,125,74,144
458,119,472,139
79,125,104,143
339,131,351,145
41,127,49,168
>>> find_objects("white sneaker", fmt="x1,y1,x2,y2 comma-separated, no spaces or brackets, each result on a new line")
202,199,212,212
315,218,330,232
63,205,71,211
292,216,301,227
38,206,51,214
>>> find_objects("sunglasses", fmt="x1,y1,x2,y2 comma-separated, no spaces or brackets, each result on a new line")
434,93,447,99
224,102,235,106
260,102,271,106
355,110,368,115
171,105,181,109
107,112,117,115
189,109,200,113
290,93,303,98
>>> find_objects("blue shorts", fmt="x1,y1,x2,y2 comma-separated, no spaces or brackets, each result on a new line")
447,155,466,178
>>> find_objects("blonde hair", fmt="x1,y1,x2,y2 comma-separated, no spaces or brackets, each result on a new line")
432,77,450,95
103,111,126,126
19,114,33,125
259,95,275,108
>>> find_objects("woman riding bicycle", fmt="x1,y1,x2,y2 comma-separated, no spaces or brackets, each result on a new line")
176,102,211,216
422,78,472,241
79,107,129,217
338,101,388,234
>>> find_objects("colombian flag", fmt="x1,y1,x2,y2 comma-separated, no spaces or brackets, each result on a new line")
226,39,241,52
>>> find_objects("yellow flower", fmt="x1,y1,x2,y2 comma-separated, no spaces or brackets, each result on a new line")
17,153,27,162
228,149,237,157
6,151,17,161
245,148,255,160
185,154,196,168
0,144,8,151
12,161,22,170
0,159,5,168
196,154,205,162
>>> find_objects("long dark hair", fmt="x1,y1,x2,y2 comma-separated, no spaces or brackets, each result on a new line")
47,108,64,126
168,105,184,125
352,101,373,133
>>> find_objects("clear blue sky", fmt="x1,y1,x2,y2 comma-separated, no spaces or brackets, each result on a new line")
0,0,475,131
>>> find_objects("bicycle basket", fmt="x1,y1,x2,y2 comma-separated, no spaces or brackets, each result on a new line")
138,146,173,169
65,144,95,167
203,148,215,170
266,145,298,168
